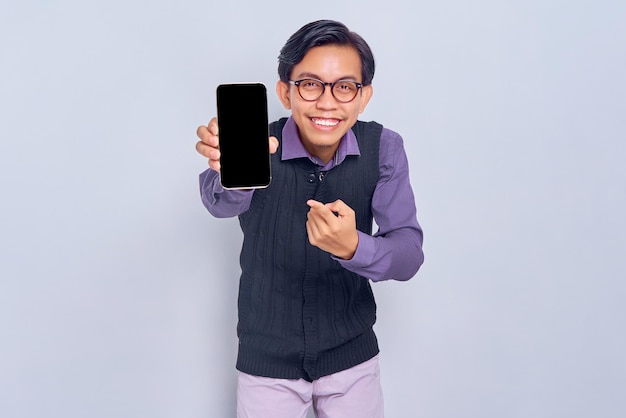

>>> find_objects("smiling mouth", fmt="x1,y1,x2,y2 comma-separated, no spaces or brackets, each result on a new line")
311,117,340,127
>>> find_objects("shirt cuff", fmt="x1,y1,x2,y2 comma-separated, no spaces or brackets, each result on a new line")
334,231,375,269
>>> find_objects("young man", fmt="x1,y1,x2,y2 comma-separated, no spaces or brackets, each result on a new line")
196,20,424,418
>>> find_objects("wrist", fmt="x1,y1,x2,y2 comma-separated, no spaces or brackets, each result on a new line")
337,232,359,260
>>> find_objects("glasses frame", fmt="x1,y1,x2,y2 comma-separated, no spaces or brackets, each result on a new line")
288,78,363,103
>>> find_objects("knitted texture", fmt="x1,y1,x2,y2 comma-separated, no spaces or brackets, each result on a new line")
236,118,382,381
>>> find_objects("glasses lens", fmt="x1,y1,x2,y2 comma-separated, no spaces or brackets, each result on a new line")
298,79,324,101
332,81,359,102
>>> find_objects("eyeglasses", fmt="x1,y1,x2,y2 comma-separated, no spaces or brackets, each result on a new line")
288,78,363,103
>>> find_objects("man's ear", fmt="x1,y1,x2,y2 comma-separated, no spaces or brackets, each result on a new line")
276,80,291,110
358,84,373,114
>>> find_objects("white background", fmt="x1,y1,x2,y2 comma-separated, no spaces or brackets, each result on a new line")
1,1,625,417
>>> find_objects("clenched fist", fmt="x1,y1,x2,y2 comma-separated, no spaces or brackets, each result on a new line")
306,199,359,260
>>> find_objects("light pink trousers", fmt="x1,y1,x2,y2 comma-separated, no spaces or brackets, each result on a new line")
236,355,384,418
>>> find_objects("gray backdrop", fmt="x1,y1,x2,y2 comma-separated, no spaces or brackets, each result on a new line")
1,0,625,417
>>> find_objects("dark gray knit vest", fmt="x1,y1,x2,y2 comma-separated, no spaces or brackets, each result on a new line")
236,117,382,381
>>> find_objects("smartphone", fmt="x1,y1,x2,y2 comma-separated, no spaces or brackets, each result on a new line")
216,83,271,189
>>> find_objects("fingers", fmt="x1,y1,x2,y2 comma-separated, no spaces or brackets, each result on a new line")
306,199,358,259
323,199,351,217
306,201,329,245
306,200,334,223
307,199,324,209
208,117,219,136
306,199,353,230
307,199,352,220
196,117,221,171
197,118,278,171
197,117,219,147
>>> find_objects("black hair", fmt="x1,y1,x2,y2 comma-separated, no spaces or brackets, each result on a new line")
278,20,375,86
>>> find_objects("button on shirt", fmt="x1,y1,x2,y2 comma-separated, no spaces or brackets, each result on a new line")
199,116,424,282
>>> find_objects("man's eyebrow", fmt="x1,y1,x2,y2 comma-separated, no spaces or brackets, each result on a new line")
294,72,359,82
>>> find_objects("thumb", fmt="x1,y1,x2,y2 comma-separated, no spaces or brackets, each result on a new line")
325,199,352,217
269,136,279,154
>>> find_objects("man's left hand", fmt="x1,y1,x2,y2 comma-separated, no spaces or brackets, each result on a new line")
306,199,359,260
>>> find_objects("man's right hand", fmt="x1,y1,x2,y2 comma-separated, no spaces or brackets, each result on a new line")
195,117,279,173
196,117,222,172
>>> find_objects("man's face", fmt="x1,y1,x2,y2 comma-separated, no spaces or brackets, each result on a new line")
276,44,373,162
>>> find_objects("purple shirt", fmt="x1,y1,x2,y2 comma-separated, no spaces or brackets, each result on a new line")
199,116,424,282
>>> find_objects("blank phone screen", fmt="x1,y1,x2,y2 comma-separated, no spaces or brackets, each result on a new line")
216,83,271,189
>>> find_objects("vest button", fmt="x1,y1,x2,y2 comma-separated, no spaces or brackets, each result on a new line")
307,173,316,183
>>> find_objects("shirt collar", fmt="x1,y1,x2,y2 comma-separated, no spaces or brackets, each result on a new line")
281,116,361,170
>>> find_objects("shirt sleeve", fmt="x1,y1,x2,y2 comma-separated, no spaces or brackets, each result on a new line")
199,168,254,218
336,129,424,282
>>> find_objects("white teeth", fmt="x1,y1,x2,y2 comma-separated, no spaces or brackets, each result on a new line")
313,118,339,127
